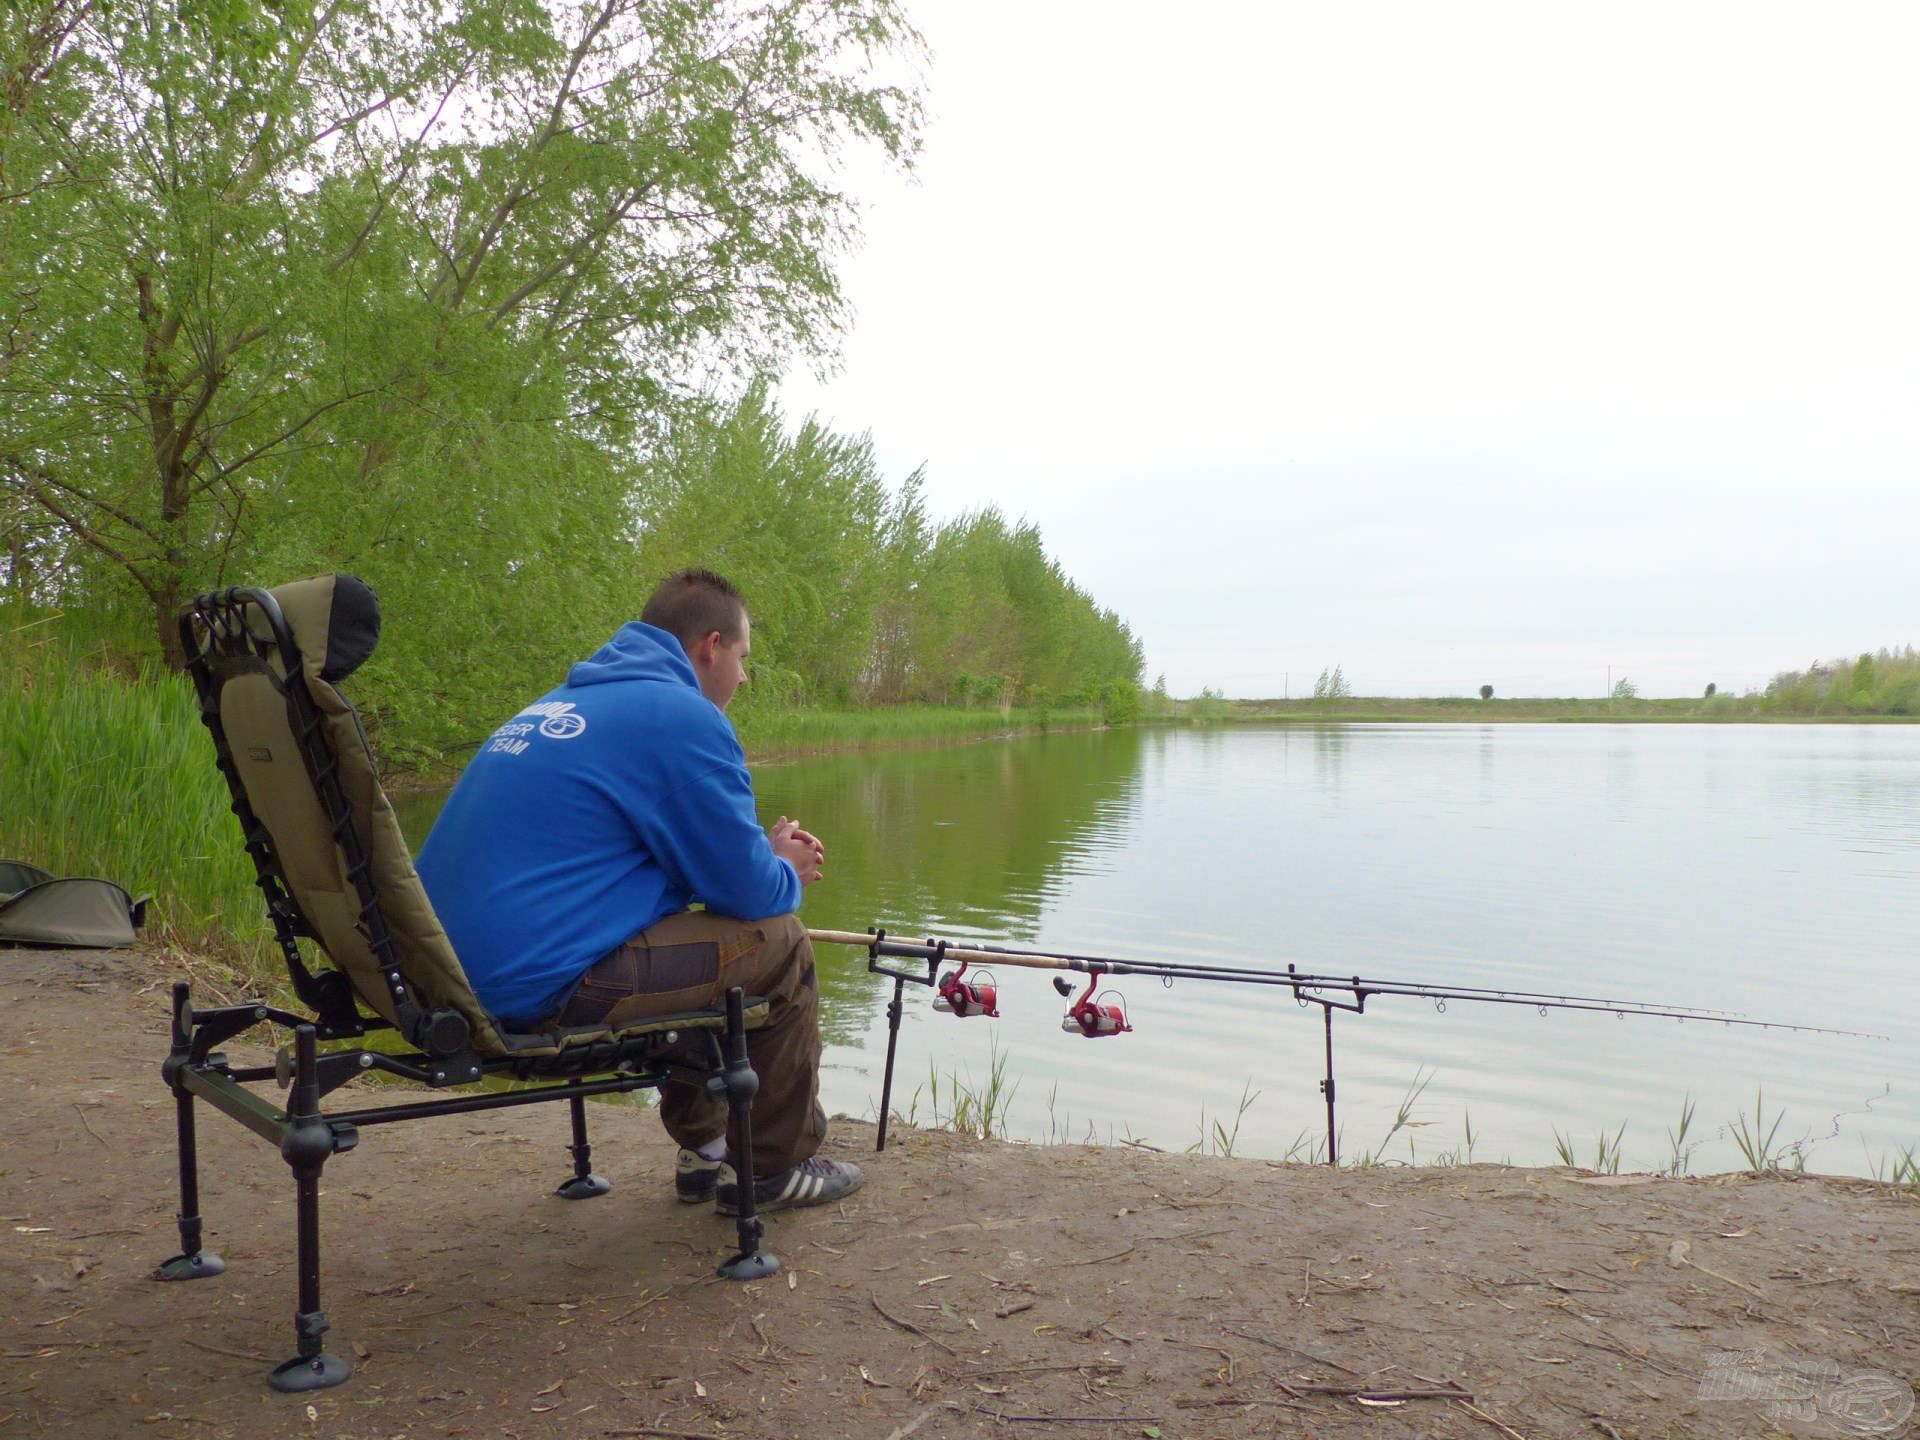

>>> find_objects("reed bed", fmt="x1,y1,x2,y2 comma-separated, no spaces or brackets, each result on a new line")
0,641,268,967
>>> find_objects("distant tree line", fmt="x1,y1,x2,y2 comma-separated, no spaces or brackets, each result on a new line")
1763,648,1920,716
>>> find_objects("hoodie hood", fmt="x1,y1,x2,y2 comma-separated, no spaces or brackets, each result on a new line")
568,621,700,691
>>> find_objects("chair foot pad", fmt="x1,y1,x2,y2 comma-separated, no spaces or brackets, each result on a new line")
268,1353,351,1392
717,1248,780,1281
155,1252,227,1282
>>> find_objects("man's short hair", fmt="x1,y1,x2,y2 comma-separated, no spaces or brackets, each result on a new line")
641,568,747,647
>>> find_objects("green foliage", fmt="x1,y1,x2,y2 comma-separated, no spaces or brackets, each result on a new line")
1852,653,1878,698
1730,1089,1791,1173
0,628,264,964
1141,674,1174,718
2,0,925,682
1703,682,1717,699
1312,664,1351,701
1610,676,1638,701
636,382,894,709
1763,646,1920,716
730,703,1098,756
3,3,1140,755
1187,1079,1260,1159
1479,684,1493,701
916,1036,1017,1141
1666,1093,1700,1176
634,389,1143,725
1551,1127,1577,1168
1100,678,1142,726
1188,685,1228,720
1889,1146,1920,1192
1344,1067,1433,1167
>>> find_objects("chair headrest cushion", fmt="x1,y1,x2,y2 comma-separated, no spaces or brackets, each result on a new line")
267,573,382,682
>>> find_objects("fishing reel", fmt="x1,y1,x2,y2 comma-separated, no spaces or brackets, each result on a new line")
1055,974,1132,1037
933,960,999,1018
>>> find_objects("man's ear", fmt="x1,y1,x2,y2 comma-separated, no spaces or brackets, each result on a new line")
691,630,722,667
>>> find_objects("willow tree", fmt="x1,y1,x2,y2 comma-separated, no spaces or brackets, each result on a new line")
0,0,922,670
634,381,894,706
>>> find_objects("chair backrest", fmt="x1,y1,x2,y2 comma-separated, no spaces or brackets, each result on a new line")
179,576,509,1059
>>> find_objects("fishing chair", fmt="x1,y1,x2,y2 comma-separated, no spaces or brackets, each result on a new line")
161,575,778,1395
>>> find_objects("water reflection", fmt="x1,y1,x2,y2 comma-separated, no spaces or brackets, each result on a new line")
395,729,1149,1051
753,729,1146,1045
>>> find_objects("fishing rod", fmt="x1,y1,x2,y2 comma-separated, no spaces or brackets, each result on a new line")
808,927,1887,1164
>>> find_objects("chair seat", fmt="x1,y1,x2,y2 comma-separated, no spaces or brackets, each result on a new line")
496,997,771,1057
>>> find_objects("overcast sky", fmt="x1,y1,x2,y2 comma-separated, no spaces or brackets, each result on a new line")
780,1,1920,698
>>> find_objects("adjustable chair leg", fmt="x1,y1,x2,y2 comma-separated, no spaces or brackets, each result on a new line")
268,1025,350,1393
716,988,778,1281
157,982,225,1282
556,1082,612,1199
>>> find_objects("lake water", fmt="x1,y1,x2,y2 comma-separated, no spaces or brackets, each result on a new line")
397,724,1920,1175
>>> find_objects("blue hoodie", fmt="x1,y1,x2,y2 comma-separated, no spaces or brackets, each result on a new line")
415,622,800,1025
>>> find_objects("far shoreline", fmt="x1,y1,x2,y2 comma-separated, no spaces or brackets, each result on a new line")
381,707,1916,792
1172,695,1920,726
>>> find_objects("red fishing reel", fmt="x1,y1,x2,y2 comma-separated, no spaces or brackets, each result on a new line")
933,960,999,1018
1057,974,1132,1037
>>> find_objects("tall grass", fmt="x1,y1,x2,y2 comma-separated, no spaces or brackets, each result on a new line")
1553,1120,1628,1174
907,1036,1019,1141
0,635,265,966
1188,1079,1261,1158
1730,1089,1797,1172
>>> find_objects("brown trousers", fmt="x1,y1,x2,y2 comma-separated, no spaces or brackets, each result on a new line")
556,910,824,1176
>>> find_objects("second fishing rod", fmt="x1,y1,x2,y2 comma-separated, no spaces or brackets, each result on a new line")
808,926,1886,1163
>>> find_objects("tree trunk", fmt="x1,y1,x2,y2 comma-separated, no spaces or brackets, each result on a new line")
4,523,26,605
153,574,186,669
138,271,193,669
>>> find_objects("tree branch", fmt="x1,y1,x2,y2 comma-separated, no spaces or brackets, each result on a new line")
3,460,159,598
330,71,464,272
12,460,161,544
487,187,641,326
438,0,621,311
211,382,385,481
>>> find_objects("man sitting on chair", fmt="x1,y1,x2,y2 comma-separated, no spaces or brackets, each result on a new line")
416,568,861,1214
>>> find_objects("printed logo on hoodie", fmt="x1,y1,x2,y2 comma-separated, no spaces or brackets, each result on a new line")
485,701,587,756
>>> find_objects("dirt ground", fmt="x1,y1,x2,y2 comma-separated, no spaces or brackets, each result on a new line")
2,945,1916,1440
